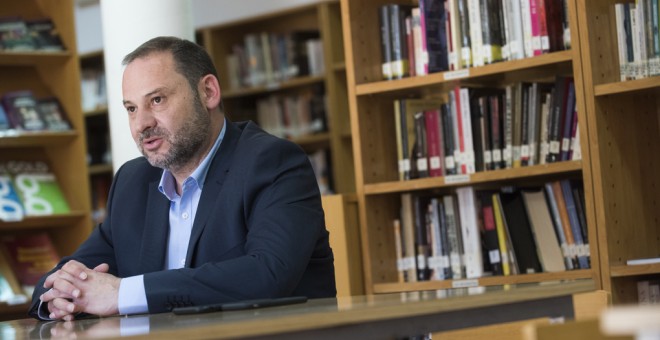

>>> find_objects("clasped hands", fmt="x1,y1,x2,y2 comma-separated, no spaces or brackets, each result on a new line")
40,260,121,321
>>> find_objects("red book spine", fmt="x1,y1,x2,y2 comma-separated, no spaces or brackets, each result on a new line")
424,109,444,177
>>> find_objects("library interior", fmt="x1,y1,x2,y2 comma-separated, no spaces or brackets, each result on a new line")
0,0,658,339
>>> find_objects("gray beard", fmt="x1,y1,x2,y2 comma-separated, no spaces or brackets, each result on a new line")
139,97,211,172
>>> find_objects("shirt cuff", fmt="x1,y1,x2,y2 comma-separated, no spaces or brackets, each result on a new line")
118,275,149,315
37,298,54,321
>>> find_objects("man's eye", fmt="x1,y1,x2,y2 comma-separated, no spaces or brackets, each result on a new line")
126,106,136,113
152,96,162,104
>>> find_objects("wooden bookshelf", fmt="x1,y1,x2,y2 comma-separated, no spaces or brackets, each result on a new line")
0,0,92,320
340,0,600,295
197,0,355,194
575,0,660,304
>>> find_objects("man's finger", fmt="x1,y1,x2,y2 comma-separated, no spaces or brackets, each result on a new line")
61,260,90,280
93,263,110,273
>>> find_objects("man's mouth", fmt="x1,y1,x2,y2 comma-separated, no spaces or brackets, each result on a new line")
142,136,163,151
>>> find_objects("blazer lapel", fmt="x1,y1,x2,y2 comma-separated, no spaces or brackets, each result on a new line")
139,180,170,273
185,120,242,266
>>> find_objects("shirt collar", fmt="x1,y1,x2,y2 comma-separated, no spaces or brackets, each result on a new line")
158,118,227,200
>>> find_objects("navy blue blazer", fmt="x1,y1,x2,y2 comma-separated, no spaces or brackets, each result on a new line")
29,120,336,318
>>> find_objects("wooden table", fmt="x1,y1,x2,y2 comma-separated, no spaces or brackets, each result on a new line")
0,279,595,339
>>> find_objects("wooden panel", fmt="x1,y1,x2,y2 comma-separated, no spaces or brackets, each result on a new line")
363,195,401,285
596,94,660,265
356,96,399,184
321,194,364,297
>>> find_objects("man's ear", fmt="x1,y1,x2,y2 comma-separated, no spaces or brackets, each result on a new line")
199,74,221,110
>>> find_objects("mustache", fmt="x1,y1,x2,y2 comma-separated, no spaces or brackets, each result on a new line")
139,127,168,143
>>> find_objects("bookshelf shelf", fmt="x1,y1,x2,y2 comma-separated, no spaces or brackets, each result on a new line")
83,106,108,117
610,263,660,278
88,163,113,175
356,50,574,96
0,51,71,65
594,76,660,97
0,131,78,148
223,74,326,99
0,211,87,231
373,270,593,294
364,161,583,195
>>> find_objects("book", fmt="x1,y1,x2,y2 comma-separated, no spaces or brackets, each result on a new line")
400,193,418,282
389,4,412,79
26,18,65,51
424,109,444,177
443,194,465,279
37,97,72,131
7,160,71,216
626,257,660,265
499,190,543,274
398,98,444,180
560,179,589,269
392,219,405,282
0,233,60,295
440,103,458,175
413,194,431,281
0,162,24,222
480,192,503,276
0,17,35,51
456,186,483,279
548,181,579,269
412,112,429,179
0,103,10,131
420,0,449,73
492,193,513,275
1,91,47,131
379,5,393,80
521,189,566,272
0,250,28,305
480,0,504,64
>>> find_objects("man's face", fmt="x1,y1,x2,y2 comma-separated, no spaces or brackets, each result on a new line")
122,52,210,171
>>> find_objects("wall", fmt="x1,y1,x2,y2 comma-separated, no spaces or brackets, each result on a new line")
75,0,322,54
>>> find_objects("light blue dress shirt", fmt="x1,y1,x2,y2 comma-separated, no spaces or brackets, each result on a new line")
117,119,226,315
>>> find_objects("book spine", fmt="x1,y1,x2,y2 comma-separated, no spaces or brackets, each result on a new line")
390,4,410,79
425,109,444,177
550,181,578,269
441,103,458,175
413,112,429,178
423,0,450,73
456,187,483,279
443,195,465,279
379,5,393,80
458,0,473,67
560,80,575,161
560,180,589,269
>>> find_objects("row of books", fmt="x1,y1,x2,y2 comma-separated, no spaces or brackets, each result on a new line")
226,31,325,89
395,76,580,180
0,160,70,222
308,148,333,195
638,279,660,305
378,0,570,80
256,90,327,140
393,180,589,282
614,1,660,80
80,67,108,112
0,91,72,135
0,17,64,51
0,232,59,302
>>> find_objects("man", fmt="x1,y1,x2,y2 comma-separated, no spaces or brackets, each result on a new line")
29,36,336,321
